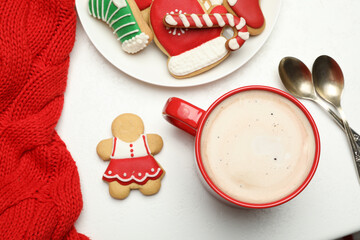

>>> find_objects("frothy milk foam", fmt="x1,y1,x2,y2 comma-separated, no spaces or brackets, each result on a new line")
200,90,316,204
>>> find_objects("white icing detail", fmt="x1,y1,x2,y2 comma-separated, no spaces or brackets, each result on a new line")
204,2,210,10
165,15,178,26
151,168,155,172
214,13,225,27
236,17,246,30
109,13,131,28
118,29,139,40
166,9,187,35
108,170,112,174
122,32,150,54
102,0,105,20
228,38,240,50
227,0,237,6
138,173,142,176
168,37,228,76
106,4,126,24
113,22,136,34
203,14,213,27
210,0,223,5
91,0,95,16
111,134,149,158
105,0,112,21
238,31,250,40
191,14,203,28
104,168,162,183
113,0,127,8
226,13,235,27
179,14,190,27
96,0,100,19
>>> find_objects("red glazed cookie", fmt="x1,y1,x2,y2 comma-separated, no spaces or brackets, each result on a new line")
223,0,265,35
97,113,165,199
149,0,249,79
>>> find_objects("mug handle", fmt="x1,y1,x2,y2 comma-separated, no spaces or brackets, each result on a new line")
163,97,205,136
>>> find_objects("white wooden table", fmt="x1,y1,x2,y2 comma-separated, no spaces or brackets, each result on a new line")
57,0,360,239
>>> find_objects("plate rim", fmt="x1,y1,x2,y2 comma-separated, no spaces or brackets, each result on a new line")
76,0,282,88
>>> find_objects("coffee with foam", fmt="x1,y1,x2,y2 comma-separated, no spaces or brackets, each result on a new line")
200,90,316,204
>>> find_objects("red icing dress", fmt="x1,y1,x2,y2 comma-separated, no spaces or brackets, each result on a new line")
103,134,163,185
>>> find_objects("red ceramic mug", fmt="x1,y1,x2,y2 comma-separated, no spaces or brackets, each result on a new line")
163,85,320,208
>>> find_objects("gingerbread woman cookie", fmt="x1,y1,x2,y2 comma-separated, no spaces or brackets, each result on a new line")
88,0,154,54
149,0,249,79
223,0,265,35
97,113,165,199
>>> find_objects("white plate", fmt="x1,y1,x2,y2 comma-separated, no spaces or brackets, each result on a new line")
76,0,281,87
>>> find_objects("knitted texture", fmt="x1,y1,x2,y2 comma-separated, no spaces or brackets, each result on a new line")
0,0,88,239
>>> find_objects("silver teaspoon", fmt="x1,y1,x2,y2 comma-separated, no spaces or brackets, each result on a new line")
278,56,360,147
312,55,360,179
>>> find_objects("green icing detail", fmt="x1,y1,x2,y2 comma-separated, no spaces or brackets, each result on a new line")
88,0,142,43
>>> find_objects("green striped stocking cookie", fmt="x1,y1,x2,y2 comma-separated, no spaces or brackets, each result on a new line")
89,0,153,54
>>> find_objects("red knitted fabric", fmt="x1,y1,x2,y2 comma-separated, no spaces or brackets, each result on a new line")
0,0,88,239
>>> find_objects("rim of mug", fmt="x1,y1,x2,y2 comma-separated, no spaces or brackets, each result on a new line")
194,85,321,209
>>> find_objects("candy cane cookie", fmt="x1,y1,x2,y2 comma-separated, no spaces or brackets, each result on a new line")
223,0,265,35
163,13,249,51
88,0,153,54
150,0,245,79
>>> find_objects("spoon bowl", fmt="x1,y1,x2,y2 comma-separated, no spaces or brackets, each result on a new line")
312,55,344,107
278,57,316,100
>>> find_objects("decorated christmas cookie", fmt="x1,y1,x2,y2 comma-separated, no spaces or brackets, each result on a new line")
88,0,154,54
223,0,265,35
97,113,165,199
149,0,249,79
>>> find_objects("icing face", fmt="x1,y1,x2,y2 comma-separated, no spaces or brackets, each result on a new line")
200,90,316,204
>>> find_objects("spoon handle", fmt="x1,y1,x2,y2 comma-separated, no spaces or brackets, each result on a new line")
315,99,360,147
337,107,360,179
326,108,360,146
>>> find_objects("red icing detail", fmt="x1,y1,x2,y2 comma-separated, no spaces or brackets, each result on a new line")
134,0,152,11
150,0,227,56
227,0,264,29
131,153,134,157
130,149,134,152
142,135,151,155
130,144,133,147
111,137,117,157
103,155,163,185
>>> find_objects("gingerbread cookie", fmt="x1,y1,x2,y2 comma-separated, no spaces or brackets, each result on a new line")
97,113,165,199
223,0,265,35
88,0,154,54
149,0,249,79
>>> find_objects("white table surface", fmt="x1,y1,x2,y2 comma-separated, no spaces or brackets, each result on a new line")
57,0,360,239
